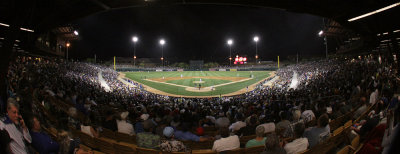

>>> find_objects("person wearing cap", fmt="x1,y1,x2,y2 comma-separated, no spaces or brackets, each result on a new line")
160,127,186,152
245,125,266,148
136,119,160,149
116,111,135,135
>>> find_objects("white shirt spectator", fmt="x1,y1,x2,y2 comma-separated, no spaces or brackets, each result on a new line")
212,135,240,152
216,117,230,128
0,120,32,154
259,122,276,134
284,137,308,154
369,89,378,105
81,125,94,137
301,110,315,123
117,119,135,135
229,121,246,132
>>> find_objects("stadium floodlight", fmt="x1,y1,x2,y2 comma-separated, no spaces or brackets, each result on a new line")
132,36,138,67
318,30,324,36
253,36,259,42
160,39,165,45
253,36,259,63
160,39,165,68
66,42,70,61
74,30,79,35
348,2,400,22
318,30,328,59
227,39,233,45
132,36,138,42
227,39,233,66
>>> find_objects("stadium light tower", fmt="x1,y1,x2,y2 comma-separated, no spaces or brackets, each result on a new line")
160,39,165,68
132,36,138,67
227,39,233,66
66,42,70,61
318,30,328,59
253,36,259,64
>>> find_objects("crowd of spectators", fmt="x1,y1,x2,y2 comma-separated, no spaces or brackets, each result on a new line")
1,55,399,154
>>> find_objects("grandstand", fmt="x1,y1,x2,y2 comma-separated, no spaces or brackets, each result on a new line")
1,1,400,154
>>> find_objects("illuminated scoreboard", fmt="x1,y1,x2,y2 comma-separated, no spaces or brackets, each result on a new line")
234,55,247,64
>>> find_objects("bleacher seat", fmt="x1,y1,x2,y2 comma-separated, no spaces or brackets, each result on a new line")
113,143,136,154
115,132,136,144
224,148,245,154
136,147,160,154
244,145,264,154
191,149,217,154
333,126,344,137
101,128,116,140
94,137,116,154
336,146,350,154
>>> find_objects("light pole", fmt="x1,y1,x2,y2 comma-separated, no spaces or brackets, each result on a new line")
227,39,233,66
160,39,165,68
253,36,259,64
318,30,328,59
132,36,138,67
66,42,70,61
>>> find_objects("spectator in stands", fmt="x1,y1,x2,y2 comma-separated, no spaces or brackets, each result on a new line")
261,134,286,154
245,125,266,148
216,112,230,128
276,111,290,133
369,89,379,105
136,119,160,149
160,127,186,152
0,99,32,154
174,122,210,142
236,116,258,136
80,119,99,138
0,125,11,153
284,123,308,154
353,96,368,120
116,111,135,135
303,114,330,148
135,113,148,134
29,116,60,154
102,110,117,132
212,127,240,152
229,113,246,133
301,105,315,124
284,109,302,138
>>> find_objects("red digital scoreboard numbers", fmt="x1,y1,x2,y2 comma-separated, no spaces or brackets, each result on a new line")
234,55,247,64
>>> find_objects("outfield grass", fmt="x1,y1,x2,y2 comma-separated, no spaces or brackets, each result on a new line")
124,71,270,97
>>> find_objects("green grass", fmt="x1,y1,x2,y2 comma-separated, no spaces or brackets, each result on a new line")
124,71,270,97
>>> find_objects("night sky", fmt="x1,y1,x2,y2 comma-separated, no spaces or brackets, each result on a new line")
71,4,326,63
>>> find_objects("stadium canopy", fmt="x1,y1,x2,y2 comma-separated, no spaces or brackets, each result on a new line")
0,0,399,35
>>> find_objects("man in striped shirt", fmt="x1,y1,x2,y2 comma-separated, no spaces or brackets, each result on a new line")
0,99,32,154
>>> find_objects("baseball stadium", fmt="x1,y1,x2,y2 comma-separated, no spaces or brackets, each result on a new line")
1,1,400,154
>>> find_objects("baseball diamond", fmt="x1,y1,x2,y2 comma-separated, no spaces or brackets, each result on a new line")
121,71,274,97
